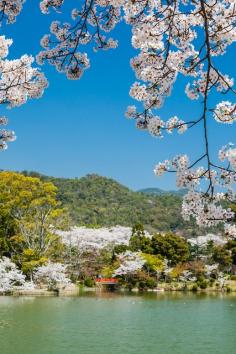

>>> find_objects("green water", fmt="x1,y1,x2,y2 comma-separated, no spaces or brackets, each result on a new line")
0,293,236,354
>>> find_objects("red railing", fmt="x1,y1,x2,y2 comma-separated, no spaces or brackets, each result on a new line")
95,278,118,283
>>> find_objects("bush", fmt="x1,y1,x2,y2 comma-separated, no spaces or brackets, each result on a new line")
138,281,147,291
197,279,208,289
113,244,129,254
230,275,236,281
191,284,198,292
209,278,215,287
146,278,157,289
84,278,94,287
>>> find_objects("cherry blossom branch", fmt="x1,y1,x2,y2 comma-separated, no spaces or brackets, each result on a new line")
0,0,25,24
38,0,120,79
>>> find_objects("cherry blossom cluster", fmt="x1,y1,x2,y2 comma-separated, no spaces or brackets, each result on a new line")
0,116,15,150
0,45,48,107
0,4,49,153
0,257,26,292
224,223,236,238
0,36,48,150
0,0,25,25
154,152,236,234
154,155,204,190
0,257,71,292
57,225,150,251
188,234,226,248
126,107,188,138
113,250,145,276
182,190,234,228
40,0,64,14
125,0,236,127
186,70,234,101
219,143,236,170
179,270,196,283
38,0,120,79
34,262,70,289
214,101,236,124
123,1,236,235
204,264,219,278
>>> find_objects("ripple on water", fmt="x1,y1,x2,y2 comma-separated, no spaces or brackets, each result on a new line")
0,293,235,354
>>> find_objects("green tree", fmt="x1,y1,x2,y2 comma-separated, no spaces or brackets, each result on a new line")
142,253,164,278
212,246,232,271
0,172,67,270
224,239,236,266
151,233,190,265
0,213,16,257
129,223,152,253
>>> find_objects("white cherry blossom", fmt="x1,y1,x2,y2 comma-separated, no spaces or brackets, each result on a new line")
113,251,145,276
34,262,70,289
40,0,64,14
0,0,25,24
0,36,48,149
214,101,236,124
57,225,149,251
0,257,26,292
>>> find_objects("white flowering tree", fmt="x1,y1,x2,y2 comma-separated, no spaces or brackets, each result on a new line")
179,270,196,283
57,225,132,250
205,263,219,279
2,1,236,235
57,226,133,277
34,262,70,290
0,257,26,292
0,21,48,149
113,250,145,277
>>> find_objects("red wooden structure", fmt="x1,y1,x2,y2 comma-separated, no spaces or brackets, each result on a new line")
95,278,118,285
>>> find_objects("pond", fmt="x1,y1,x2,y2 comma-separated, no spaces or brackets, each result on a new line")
0,292,235,354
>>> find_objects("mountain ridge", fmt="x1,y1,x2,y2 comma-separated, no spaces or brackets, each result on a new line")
20,171,197,235
138,187,188,197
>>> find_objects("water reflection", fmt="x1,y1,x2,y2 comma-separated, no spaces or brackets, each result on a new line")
79,289,236,301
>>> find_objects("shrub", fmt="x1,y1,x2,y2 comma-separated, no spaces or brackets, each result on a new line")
191,284,198,292
138,281,147,291
146,278,157,289
197,279,208,289
209,278,215,287
84,277,94,287
113,244,129,254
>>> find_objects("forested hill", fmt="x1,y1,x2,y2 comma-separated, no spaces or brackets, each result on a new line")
22,171,197,235
139,188,187,197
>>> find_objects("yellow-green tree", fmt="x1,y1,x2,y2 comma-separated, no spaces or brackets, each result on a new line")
142,253,164,279
0,172,67,274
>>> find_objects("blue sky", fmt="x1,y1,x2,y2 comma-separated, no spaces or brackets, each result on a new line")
1,2,236,190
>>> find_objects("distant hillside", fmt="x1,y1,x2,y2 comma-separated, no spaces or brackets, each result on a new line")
139,187,164,195
22,171,197,235
139,188,187,197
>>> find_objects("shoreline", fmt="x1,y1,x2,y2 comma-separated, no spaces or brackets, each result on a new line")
1,280,236,297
